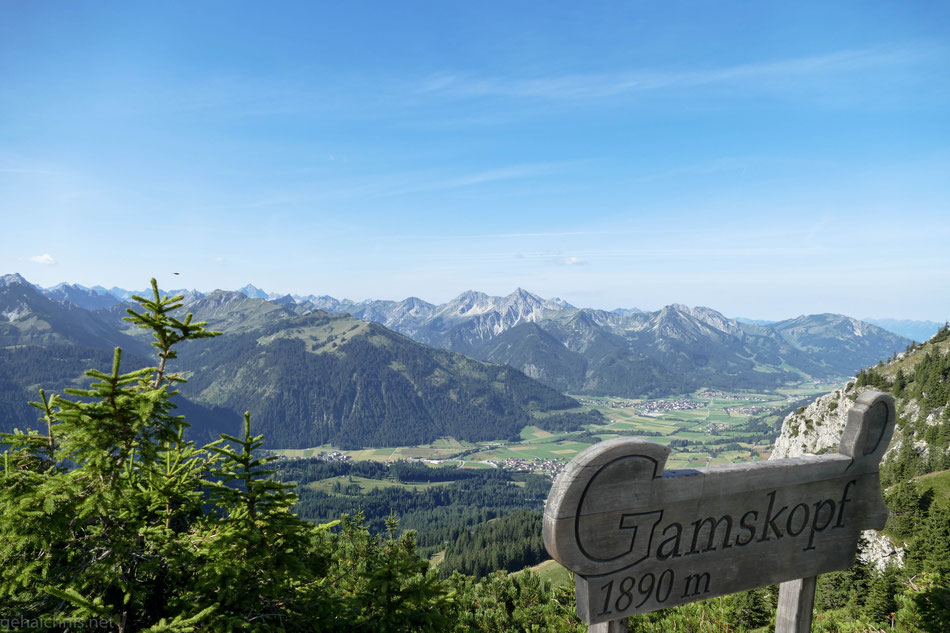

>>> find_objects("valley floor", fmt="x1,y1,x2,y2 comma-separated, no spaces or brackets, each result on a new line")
270,380,845,471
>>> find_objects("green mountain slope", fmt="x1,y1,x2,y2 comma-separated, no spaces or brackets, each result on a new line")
0,276,239,440
474,322,587,392
174,308,598,449
0,273,142,351
771,313,912,376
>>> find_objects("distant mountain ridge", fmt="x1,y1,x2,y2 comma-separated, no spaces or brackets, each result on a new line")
267,287,913,398
42,282,123,311
14,275,919,400
862,318,945,343
1,274,141,350
0,275,598,448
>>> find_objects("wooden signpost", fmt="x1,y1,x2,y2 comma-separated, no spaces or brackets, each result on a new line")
543,390,895,632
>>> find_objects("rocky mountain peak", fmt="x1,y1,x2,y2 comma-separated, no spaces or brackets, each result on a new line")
270,294,297,306
652,303,693,329
198,289,248,307
570,310,596,325
508,287,541,301
395,297,435,317
647,303,744,342
306,295,341,312
612,307,642,317
503,288,545,311
690,306,742,336
443,290,491,316
0,273,31,288
236,284,269,300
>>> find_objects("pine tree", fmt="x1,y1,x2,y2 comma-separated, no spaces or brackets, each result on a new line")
0,280,223,629
886,481,923,540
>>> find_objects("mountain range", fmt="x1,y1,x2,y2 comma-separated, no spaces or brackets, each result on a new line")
30,277,939,345
0,274,597,448
283,287,912,397
2,273,920,448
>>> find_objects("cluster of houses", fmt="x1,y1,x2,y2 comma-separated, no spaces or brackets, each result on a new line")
703,391,767,402
486,456,567,476
635,398,706,415
599,399,639,409
314,450,351,462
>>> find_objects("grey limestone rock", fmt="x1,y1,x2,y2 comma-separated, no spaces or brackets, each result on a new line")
771,385,904,571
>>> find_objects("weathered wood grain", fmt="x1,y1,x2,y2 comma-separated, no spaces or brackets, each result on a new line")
588,617,628,633
776,576,817,633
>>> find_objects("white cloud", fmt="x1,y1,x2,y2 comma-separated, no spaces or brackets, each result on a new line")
549,255,588,266
29,253,56,265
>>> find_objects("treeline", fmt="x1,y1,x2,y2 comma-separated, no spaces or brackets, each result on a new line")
857,325,950,483
857,322,950,412
277,457,552,555
440,510,548,578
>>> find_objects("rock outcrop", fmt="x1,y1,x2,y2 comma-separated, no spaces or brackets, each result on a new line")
770,382,905,570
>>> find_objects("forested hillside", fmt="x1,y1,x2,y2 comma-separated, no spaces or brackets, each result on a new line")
276,456,553,574
173,308,598,448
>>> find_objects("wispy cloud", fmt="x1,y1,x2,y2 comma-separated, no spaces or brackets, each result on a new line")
548,255,588,266
383,164,555,196
417,44,939,101
321,163,568,200
29,253,56,265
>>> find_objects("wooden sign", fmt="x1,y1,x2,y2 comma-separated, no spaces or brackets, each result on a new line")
543,391,895,625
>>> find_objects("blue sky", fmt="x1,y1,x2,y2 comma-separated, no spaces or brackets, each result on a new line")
1,1,948,320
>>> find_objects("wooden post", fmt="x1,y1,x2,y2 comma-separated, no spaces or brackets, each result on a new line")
776,575,816,633
588,618,627,633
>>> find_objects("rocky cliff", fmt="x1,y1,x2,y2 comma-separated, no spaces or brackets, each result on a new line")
770,382,905,570
770,326,950,571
